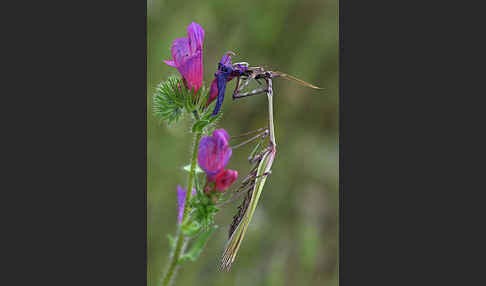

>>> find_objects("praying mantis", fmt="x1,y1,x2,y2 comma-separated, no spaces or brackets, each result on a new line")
216,57,321,271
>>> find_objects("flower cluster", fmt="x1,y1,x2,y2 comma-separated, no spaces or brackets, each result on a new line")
198,129,238,192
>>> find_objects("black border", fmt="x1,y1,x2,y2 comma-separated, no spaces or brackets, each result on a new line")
21,1,148,285
339,0,446,284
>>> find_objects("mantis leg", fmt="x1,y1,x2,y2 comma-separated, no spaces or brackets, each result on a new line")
232,76,253,100
235,75,254,92
248,146,272,164
232,88,269,100
230,129,269,150
232,69,270,100
232,76,241,97
232,67,264,100
231,127,269,139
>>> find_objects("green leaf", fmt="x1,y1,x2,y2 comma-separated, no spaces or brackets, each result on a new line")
208,112,222,123
182,164,204,174
194,173,203,197
185,92,194,112
192,120,210,133
181,220,201,237
178,225,218,264
167,234,176,249
192,87,202,107
195,86,210,111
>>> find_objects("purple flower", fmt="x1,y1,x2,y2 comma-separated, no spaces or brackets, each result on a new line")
207,51,235,105
164,22,205,93
177,185,196,224
197,129,232,180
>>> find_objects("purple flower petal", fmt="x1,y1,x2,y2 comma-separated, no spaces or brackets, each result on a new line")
187,22,204,54
163,60,176,67
206,52,237,106
176,52,203,92
207,78,218,106
177,185,187,224
213,129,230,143
198,129,232,180
171,38,191,66
206,72,234,106
177,185,197,224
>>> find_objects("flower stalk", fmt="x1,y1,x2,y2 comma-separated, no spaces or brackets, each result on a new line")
161,132,202,286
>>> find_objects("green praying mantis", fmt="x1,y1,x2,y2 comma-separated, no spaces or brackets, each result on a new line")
219,64,320,270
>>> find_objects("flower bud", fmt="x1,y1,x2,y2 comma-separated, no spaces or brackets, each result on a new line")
214,169,238,192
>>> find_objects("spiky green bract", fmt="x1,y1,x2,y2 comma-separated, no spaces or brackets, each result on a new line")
153,76,188,125
153,76,222,132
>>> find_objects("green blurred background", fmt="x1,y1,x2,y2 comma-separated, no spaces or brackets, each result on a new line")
147,0,338,285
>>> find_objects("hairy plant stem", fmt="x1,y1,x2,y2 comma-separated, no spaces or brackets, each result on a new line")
161,132,202,286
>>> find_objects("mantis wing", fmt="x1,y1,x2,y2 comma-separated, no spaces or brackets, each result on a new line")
220,149,275,271
271,71,321,89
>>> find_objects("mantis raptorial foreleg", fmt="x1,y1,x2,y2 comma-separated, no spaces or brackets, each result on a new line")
232,66,264,100
232,88,268,100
